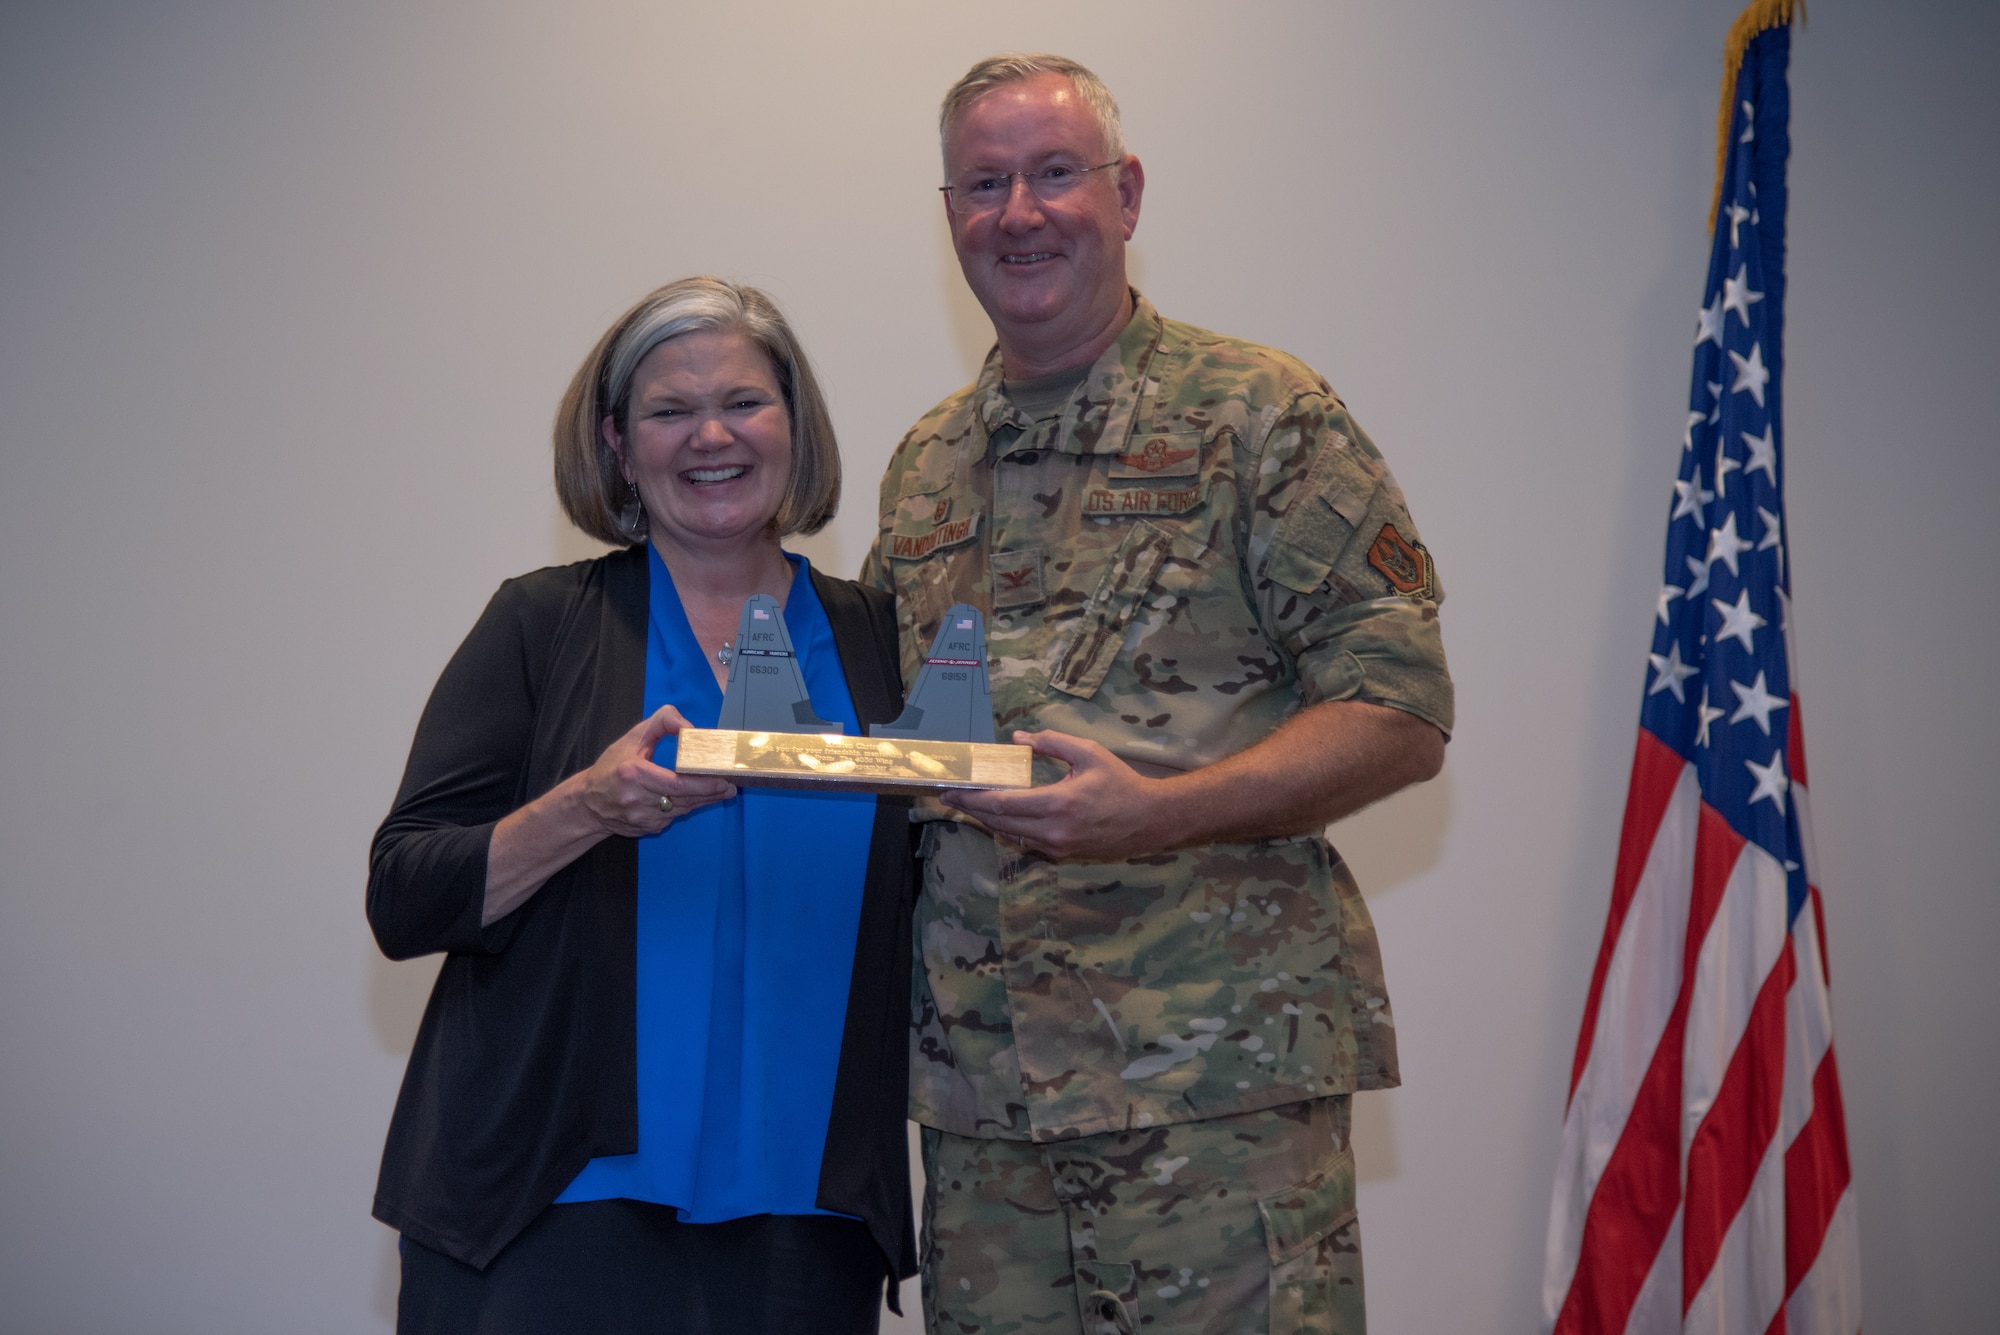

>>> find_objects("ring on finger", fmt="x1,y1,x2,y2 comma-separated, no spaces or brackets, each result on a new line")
658,795,674,814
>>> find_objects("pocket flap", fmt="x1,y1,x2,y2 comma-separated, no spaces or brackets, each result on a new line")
1256,1147,1357,1265
893,489,956,533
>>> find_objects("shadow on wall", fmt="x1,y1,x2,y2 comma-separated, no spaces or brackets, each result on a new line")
1329,763,1454,902
1353,1087,1401,1185
364,946,435,1321
373,1228,401,1328
367,948,441,1057
550,510,617,569
1328,767,1454,1186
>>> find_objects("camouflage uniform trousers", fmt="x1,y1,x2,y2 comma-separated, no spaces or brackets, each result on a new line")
921,1097,1363,1335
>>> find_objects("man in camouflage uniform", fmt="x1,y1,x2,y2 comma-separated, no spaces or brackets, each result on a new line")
858,54,1453,1335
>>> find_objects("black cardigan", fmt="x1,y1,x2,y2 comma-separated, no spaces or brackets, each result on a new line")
367,546,917,1295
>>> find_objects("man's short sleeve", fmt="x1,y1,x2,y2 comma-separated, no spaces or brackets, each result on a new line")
1250,394,1454,736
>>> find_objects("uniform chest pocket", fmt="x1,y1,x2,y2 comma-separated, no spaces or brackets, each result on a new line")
1047,518,1203,699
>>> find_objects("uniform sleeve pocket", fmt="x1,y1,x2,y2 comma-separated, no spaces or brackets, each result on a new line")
1259,1147,1364,1331
1266,462,1381,596
1256,1147,1356,1264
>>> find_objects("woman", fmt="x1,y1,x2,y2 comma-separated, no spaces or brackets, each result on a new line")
368,278,915,1333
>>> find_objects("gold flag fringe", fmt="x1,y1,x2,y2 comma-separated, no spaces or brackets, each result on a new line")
1710,0,1804,231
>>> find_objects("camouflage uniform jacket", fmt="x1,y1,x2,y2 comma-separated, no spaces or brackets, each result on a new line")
859,296,1453,1142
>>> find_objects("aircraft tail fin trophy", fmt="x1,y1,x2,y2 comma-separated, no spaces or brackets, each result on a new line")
870,604,997,744
713,594,841,735
676,597,1028,794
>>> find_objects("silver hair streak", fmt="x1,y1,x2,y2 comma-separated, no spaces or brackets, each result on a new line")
938,53,1127,175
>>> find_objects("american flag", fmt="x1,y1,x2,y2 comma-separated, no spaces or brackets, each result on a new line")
1541,12,1864,1334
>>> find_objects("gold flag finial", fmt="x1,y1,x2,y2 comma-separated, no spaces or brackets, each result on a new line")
1711,0,1803,230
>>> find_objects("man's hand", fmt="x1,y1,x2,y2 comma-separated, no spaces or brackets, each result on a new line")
942,730,1171,862
942,700,1446,863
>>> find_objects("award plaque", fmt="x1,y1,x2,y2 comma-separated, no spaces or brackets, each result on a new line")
674,599,1034,794
674,728,1031,794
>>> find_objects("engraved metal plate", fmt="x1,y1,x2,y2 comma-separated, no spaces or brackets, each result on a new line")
675,728,1033,794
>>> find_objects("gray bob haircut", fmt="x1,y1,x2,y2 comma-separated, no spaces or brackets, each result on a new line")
553,277,840,548
939,53,1127,173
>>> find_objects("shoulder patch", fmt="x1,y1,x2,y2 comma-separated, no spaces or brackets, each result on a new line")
1366,523,1437,599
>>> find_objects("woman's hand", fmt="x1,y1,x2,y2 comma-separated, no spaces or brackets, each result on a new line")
575,705,736,837
483,705,737,923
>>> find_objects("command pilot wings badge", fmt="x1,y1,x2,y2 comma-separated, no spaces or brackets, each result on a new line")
1114,437,1199,474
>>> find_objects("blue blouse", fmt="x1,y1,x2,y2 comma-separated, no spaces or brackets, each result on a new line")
556,549,877,1221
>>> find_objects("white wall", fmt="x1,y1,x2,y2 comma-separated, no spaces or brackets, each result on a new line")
2,2,1993,1331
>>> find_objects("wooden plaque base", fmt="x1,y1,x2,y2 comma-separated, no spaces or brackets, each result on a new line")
675,728,1033,794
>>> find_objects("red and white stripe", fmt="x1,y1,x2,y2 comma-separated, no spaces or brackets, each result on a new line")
1541,704,1861,1334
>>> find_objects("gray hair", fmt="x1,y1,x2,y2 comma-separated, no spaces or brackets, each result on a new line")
939,53,1126,176
553,277,840,547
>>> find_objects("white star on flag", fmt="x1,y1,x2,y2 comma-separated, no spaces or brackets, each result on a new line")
1726,201,1752,248
1741,423,1778,484
1722,262,1765,325
1712,588,1769,651
1672,470,1714,526
1729,342,1771,406
1714,436,1742,498
1695,687,1727,748
1695,293,1726,349
1756,506,1782,551
1745,748,1789,813
1729,670,1789,735
1656,584,1684,626
1683,411,1706,452
1705,511,1753,577
1647,641,1698,702
1706,380,1724,424
1684,553,1711,600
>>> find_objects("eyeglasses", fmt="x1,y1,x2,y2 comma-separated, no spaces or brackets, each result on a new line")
939,160,1122,215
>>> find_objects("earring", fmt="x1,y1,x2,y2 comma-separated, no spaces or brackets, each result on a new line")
616,481,645,540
